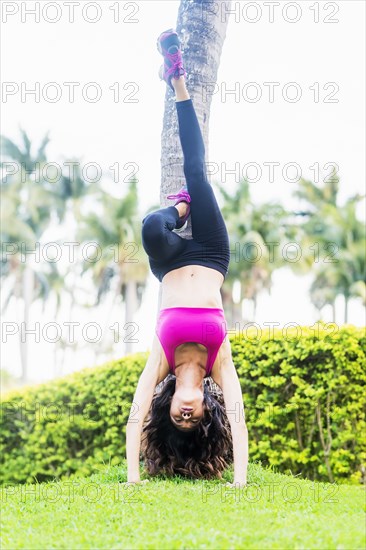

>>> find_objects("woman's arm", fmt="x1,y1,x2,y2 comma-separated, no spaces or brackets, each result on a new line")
217,338,249,485
126,334,163,483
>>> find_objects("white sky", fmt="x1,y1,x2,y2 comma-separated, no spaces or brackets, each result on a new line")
1,1,365,382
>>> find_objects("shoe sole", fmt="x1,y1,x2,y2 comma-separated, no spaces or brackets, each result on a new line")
173,220,188,233
157,29,185,90
157,28,179,55
158,64,175,91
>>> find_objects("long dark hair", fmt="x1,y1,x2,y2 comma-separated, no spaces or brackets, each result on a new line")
141,376,233,479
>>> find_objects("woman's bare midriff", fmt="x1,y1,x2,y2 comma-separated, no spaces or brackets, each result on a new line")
160,265,224,309
154,265,226,380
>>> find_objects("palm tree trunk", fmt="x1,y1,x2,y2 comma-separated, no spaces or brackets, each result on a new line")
221,286,233,328
124,279,138,354
232,302,242,326
20,264,34,382
331,302,336,323
344,294,349,323
160,0,232,239
253,295,257,321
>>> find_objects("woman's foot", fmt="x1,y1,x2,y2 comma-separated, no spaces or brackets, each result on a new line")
157,28,186,91
175,201,189,217
172,203,189,232
167,186,191,231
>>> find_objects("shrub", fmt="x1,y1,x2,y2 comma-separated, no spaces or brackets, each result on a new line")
0,353,147,485
1,323,365,485
230,323,366,484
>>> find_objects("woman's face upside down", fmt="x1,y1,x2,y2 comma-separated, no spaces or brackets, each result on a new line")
169,385,204,432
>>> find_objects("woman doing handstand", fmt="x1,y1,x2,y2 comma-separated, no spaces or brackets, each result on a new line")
126,29,248,486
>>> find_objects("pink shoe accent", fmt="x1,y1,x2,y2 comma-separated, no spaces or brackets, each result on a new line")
163,56,186,89
167,187,191,229
167,188,191,204
157,28,187,91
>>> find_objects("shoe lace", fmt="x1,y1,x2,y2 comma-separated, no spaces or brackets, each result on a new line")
165,51,185,76
167,189,190,201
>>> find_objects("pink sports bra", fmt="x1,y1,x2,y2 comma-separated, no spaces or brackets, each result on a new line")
156,307,227,375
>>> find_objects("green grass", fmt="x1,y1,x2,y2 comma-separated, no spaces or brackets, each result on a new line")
1,462,365,550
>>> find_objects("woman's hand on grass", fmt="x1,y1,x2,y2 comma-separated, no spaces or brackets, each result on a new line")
225,481,247,489
123,479,150,486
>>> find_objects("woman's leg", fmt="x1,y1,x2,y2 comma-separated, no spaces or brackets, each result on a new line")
141,205,187,262
172,76,229,252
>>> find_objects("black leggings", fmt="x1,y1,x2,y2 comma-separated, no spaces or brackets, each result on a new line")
141,98,230,283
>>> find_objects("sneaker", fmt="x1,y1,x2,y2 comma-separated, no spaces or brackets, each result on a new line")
167,186,191,230
157,28,186,91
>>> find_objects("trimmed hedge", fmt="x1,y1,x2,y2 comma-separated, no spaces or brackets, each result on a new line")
1,323,365,485
0,353,146,486
231,323,365,485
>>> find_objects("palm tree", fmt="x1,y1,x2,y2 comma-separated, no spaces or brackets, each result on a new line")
309,267,338,322
48,158,106,374
159,0,233,238
1,131,110,381
1,131,55,382
215,178,289,326
77,178,149,354
54,158,98,223
292,171,365,322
